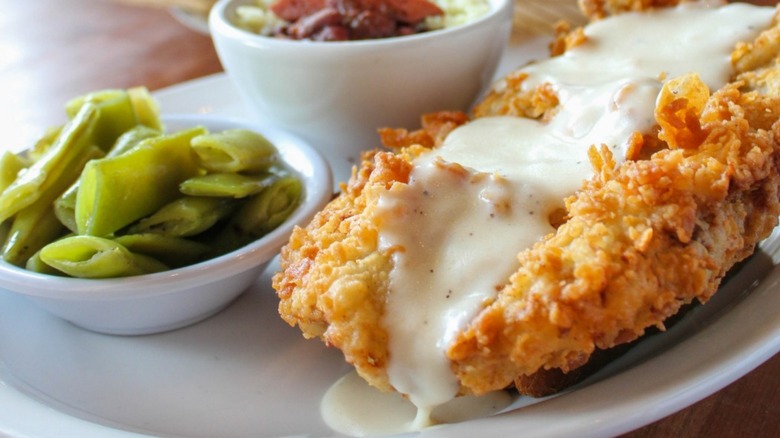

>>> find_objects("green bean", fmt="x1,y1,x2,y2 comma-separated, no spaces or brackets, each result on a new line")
28,125,63,162
39,235,168,278
127,196,239,237
53,184,79,233
3,203,67,267
26,248,66,276
2,145,104,266
0,152,29,192
65,89,139,151
191,129,278,173
106,124,162,158
114,233,210,268
0,103,98,224
127,86,163,132
54,125,161,233
63,87,163,152
179,172,277,198
209,175,302,255
237,175,303,234
0,220,10,251
76,126,205,237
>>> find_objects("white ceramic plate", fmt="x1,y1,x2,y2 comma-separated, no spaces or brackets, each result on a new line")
2,3,780,436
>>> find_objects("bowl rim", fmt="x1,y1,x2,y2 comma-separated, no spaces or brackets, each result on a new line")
209,0,514,50
0,114,333,300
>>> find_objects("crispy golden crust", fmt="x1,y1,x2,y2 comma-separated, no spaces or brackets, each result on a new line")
274,5,780,397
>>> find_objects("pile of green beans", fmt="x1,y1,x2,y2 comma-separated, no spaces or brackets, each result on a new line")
0,88,302,278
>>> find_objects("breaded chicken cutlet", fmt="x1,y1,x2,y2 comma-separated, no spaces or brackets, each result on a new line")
273,0,780,417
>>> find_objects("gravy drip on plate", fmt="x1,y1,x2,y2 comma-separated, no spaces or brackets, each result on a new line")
321,371,513,436
370,0,773,430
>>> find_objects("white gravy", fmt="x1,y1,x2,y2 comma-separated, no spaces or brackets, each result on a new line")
329,1,775,434
321,371,514,436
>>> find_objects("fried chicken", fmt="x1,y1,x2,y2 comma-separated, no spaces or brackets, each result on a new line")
273,1,780,401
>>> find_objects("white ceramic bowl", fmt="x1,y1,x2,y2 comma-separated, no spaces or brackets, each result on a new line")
209,0,514,183
0,114,332,336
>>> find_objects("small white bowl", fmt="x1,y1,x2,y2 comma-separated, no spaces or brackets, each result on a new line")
0,114,332,336
209,0,514,183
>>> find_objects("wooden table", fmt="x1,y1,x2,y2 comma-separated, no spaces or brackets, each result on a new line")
0,0,778,436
